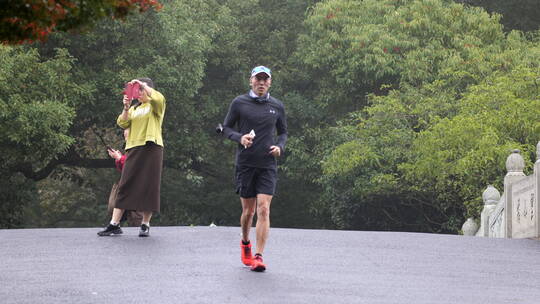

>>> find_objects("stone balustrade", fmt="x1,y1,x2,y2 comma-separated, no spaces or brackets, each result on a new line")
465,144,540,239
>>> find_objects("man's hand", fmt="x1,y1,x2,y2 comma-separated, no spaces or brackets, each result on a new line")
241,133,254,148
269,145,281,157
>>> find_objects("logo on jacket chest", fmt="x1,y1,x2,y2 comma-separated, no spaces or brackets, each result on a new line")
132,106,151,118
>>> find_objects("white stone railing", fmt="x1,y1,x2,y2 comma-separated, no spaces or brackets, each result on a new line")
463,145,540,239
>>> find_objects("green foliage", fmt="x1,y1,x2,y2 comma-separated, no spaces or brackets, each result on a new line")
0,46,79,169
292,0,540,232
1,0,163,44
0,46,89,228
3,0,539,233
296,0,504,115
0,174,38,228
1,0,324,228
27,166,113,227
403,66,540,219
25,0,242,227
460,0,540,32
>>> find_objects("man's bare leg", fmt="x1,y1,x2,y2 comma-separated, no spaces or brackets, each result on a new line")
255,194,272,255
240,197,257,242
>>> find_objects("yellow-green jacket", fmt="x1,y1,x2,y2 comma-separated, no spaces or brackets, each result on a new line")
117,90,166,150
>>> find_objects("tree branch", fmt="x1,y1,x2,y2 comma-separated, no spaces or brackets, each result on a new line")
16,146,115,181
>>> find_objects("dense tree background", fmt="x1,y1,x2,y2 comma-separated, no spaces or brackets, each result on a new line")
0,0,163,44
457,0,540,32
1,0,539,232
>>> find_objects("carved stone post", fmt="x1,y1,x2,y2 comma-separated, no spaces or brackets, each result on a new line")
462,218,479,236
504,149,526,238
535,142,540,238
479,185,500,237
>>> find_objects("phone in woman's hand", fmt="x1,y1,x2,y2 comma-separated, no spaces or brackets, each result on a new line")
123,82,141,100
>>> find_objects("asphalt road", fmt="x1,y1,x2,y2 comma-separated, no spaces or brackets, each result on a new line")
0,226,539,304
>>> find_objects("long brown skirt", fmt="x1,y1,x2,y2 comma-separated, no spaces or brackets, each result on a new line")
115,142,163,212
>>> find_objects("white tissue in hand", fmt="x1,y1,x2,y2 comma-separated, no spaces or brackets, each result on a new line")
243,130,256,149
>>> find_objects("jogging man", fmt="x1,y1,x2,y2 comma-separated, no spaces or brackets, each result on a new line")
221,66,288,272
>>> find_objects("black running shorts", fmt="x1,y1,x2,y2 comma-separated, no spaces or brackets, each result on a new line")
235,166,277,198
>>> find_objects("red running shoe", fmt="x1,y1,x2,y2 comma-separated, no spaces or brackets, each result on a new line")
250,255,266,272
241,241,253,266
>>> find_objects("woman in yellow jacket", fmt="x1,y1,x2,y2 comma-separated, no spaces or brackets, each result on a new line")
98,78,166,237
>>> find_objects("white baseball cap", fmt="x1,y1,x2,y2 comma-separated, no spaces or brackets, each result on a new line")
250,66,271,78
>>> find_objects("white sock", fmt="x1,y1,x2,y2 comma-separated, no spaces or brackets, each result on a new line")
110,221,119,226
142,222,150,227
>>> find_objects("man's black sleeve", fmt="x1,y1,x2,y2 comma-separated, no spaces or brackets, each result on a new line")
276,105,288,152
222,100,242,143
